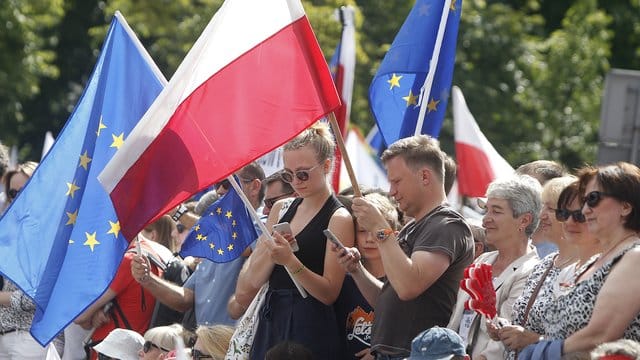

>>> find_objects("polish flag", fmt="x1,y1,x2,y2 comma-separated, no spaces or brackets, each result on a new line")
330,6,356,192
453,86,513,197
99,0,341,240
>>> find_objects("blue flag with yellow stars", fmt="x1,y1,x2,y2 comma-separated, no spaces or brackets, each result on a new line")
0,12,165,345
180,179,258,263
369,0,462,146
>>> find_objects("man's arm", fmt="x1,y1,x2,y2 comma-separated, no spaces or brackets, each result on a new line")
131,254,195,312
377,237,450,301
74,288,117,329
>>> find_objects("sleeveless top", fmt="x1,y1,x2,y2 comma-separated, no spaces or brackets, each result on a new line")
269,194,343,290
543,243,640,340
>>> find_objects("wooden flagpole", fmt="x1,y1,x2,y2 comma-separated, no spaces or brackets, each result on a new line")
328,112,361,197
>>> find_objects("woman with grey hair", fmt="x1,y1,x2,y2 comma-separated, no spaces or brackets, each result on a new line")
448,175,541,360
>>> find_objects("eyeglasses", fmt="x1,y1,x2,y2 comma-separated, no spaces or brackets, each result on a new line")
7,188,20,200
281,164,322,183
555,208,586,223
264,192,295,209
143,340,170,353
216,177,255,190
192,348,213,359
582,191,613,208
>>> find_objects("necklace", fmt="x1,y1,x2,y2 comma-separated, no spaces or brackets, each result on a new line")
598,233,638,264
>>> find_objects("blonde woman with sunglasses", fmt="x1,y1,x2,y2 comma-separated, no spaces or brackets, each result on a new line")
519,162,640,358
236,122,355,359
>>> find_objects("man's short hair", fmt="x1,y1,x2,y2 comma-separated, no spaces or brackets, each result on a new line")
381,135,445,184
0,144,9,179
264,171,294,194
515,160,567,185
239,161,266,202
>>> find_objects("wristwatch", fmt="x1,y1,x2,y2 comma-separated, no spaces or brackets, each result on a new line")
171,204,188,222
375,228,394,242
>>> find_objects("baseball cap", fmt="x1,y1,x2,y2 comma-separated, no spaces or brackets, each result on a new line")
405,327,467,360
93,328,145,360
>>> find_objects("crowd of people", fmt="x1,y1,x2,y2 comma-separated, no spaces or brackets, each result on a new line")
1,121,640,360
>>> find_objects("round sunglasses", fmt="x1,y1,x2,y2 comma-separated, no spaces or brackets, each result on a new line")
281,163,322,183
143,340,170,353
555,208,586,223
582,191,613,208
264,191,295,209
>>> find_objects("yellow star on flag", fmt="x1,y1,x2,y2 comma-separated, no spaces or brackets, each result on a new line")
227,244,234,251
69,239,75,244
232,220,237,227
402,90,418,107
225,210,233,219
83,232,100,252
66,209,79,225
110,133,125,149
66,181,81,198
216,207,222,215
450,0,457,11
232,232,238,240
79,150,92,170
217,248,224,255
387,73,403,89
107,220,121,238
202,235,207,241
196,233,204,241
96,116,107,136
427,98,440,113
209,243,215,249
194,225,201,231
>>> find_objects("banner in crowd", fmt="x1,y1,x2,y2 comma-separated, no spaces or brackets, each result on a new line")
0,12,166,345
99,0,341,240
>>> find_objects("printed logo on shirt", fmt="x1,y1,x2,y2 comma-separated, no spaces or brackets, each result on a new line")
346,306,374,346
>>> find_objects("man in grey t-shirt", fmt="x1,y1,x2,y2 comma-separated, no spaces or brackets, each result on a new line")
337,135,474,359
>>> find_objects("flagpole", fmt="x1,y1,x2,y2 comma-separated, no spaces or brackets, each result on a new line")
328,113,361,197
414,0,453,136
227,175,308,298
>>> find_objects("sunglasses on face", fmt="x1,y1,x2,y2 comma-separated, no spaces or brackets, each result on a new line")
264,192,295,209
555,208,586,223
7,188,20,200
144,340,170,353
582,191,612,208
192,348,213,359
281,164,322,183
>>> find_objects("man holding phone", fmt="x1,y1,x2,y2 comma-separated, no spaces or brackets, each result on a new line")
336,135,474,359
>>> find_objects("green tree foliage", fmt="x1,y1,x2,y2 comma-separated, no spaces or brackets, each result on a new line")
0,0,64,151
1,0,639,169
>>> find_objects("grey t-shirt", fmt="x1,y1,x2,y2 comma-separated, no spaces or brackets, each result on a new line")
371,204,474,357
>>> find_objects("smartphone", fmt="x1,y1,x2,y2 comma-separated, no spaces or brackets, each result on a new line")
323,229,346,251
272,222,299,252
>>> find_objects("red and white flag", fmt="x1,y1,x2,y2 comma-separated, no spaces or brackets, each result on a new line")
99,0,340,240
330,5,356,192
453,86,513,197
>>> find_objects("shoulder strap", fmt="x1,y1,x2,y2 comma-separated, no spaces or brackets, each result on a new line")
278,197,296,222
110,298,132,330
521,255,556,326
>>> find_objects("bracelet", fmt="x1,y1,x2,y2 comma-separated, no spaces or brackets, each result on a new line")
290,264,305,276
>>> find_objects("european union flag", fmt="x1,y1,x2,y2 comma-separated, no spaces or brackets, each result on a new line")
180,180,258,263
0,12,165,345
369,0,462,146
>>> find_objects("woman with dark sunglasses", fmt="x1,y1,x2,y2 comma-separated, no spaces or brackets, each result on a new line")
236,122,355,359
518,162,640,358
496,177,598,358
138,324,183,359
